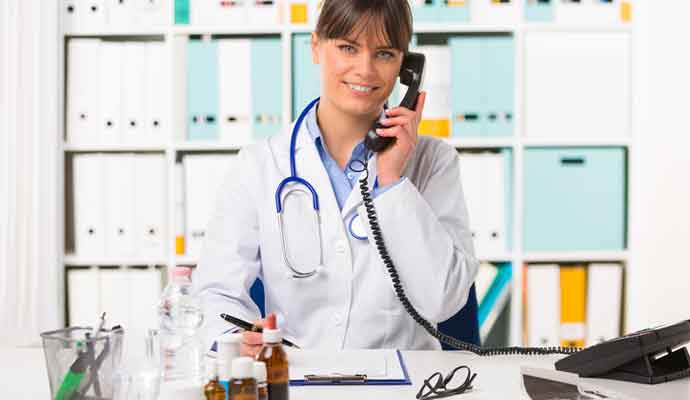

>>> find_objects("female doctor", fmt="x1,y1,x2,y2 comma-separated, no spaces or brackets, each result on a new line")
193,0,479,357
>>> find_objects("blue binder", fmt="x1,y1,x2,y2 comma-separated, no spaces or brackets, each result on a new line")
187,39,219,141
289,350,411,386
291,33,320,120
525,0,555,22
251,37,283,140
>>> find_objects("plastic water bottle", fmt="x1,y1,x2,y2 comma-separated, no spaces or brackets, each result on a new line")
158,266,204,381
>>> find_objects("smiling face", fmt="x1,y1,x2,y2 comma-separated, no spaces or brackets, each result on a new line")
311,18,404,120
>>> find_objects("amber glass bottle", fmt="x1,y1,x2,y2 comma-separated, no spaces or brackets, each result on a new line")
229,357,258,400
203,360,227,400
256,321,289,400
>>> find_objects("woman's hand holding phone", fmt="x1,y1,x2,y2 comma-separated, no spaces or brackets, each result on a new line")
374,91,427,187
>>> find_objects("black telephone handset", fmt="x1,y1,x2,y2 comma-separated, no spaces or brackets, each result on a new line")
364,52,425,153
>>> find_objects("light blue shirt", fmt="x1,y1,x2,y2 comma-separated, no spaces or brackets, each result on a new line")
304,102,402,210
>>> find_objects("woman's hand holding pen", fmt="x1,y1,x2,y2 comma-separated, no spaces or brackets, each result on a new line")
240,315,269,357
374,91,427,188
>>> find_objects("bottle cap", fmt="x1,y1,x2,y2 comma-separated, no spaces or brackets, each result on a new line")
232,357,255,380
206,359,219,380
253,361,267,383
217,333,242,380
262,328,282,344
266,314,277,330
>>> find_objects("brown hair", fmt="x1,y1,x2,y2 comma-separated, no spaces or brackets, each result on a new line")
315,0,413,53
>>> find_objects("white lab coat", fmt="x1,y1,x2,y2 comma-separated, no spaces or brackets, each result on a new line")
193,120,479,350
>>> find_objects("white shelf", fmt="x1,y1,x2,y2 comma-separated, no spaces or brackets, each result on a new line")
445,137,515,149
172,25,282,36
173,142,244,152
175,256,199,266
475,253,514,263
521,137,632,147
64,254,167,266
522,251,629,263
524,24,632,33
414,24,516,34
64,30,166,37
63,143,167,152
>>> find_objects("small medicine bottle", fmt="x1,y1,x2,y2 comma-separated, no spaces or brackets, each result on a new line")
253,361,269,400
229,357,259,400
203,360,226,400
256,315,290,400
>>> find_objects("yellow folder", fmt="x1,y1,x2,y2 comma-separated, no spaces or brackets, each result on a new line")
560,265,587,348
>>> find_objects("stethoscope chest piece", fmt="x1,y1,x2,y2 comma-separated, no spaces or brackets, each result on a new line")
348,213,368,241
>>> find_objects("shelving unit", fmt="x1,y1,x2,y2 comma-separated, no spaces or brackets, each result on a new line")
59,1,635,346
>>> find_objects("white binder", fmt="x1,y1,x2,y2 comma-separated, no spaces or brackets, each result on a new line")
99,267,131,331
174,163,186,255
106,0,132,29
416,45,451,135
62,0,106,33
471,0,518,25
103,154,135,258
99,41,124,144
484,152,507,255
586,263,623,346
145,41,168,143
557,0,623,25
67,39,101,144
525,32,630,139
527,264,561,347
73,154,106,258
248,0,281,26
184,155,234,259
127,267,163,342
67,267,101,326
133,154,167,258
132,0,169,27
218,39,253,144
458,153,486,255
192,0,247,26
122,42,147,143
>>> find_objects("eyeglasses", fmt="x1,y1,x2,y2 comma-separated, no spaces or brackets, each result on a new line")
416,365,477,400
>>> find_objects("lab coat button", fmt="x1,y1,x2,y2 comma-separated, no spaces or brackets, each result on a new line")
335,241,346,254
333,313,342,326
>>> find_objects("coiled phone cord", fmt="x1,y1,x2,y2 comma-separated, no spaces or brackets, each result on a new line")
354,156,580,356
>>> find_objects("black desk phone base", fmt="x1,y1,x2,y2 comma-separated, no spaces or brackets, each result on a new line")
555,319,690,384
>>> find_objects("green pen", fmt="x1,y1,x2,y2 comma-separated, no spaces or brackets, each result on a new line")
54,344,88,400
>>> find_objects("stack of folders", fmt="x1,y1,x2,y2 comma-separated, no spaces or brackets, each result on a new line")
67,39,168,145
61,0,169,33
458,151,511,256
186,37,282,143
525,0,633,24
72,154,167,259
475,262,512,339
178,154,236,259
67,266,163,340
407,36,515,138
524,263,623,349
410,0,516,24
180,0,281,26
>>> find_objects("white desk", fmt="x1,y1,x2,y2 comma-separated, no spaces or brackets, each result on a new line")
4,347,690,399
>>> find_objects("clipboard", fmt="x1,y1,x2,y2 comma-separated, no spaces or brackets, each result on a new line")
288,349,412,386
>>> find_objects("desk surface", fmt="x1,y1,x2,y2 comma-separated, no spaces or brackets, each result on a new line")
4,347,690,399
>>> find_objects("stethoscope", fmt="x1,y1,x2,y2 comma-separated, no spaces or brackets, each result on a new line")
274,97,369,278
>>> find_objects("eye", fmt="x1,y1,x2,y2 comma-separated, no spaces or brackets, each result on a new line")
377,50,395,60
338,44,356,54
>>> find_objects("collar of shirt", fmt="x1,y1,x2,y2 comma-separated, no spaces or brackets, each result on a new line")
304,101,384,210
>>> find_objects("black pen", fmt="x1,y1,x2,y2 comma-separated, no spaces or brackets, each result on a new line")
220,313,301,348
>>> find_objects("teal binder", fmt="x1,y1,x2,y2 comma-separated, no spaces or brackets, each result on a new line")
450,36,483,137
525,0,554,22
175,0,190,25
484,36,514,137
438,0,470,23
411,0,438,23
291,33,321,120
478,262,512,328
523,147,626,252
251,37,283,139
187,39,219,141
